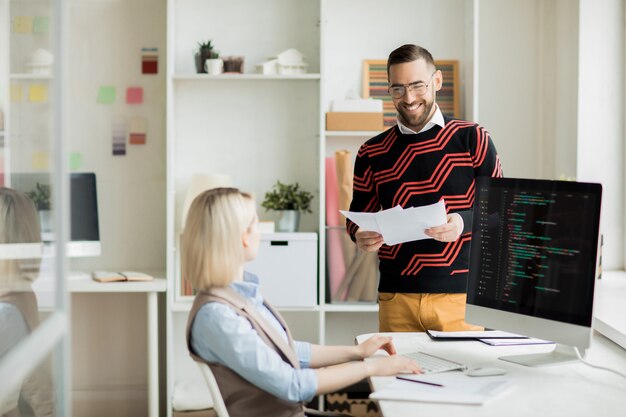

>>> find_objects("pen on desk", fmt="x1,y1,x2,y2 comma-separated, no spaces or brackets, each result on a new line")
396,376,444,387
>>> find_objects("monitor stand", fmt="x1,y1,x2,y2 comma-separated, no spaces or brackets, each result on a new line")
499,343,579,367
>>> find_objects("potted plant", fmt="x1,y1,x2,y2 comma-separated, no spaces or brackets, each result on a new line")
261,181,314,232
195,40,219,74
25,182,52,233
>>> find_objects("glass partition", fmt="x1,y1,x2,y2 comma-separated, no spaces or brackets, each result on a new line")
0,0,69,414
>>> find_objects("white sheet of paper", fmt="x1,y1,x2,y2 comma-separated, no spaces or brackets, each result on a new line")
375,201,447,245
478,337,554,346
370,372,513,405
340,205,402,233
340,201,447,245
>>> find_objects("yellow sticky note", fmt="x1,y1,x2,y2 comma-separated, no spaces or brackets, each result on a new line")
129,117,147,134
29,85,48,103
32,151,50,170
14,16,34,34
10,84,23,103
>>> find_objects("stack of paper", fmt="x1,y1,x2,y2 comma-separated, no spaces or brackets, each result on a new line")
340,201,447,246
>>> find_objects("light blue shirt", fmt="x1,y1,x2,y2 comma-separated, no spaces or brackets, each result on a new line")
0,302,29,357
190,272,317,403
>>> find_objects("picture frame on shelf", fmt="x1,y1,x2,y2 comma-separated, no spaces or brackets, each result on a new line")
362,59,460,129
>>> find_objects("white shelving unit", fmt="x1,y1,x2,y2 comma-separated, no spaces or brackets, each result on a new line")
165,0,478,414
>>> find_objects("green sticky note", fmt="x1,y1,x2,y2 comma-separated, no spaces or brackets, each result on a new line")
97,86,116,104
33,16,49,34
69,152,82,170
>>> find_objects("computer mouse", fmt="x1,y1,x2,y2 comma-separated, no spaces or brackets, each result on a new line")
465,367,507,377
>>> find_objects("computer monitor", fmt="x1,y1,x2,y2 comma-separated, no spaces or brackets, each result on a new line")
466,177,602,367
9,172,101,257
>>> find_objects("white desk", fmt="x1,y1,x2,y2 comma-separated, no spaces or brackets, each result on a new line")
68,276,166,417
357,332,626,417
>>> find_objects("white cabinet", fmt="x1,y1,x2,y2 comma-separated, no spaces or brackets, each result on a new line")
246,233,318,308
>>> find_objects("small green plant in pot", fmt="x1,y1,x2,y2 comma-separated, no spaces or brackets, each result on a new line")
261,181,313,232
25,182,51,211
25,182,52,233
195,40,219,73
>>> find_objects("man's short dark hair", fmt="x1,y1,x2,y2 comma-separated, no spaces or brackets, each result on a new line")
387,44,435,77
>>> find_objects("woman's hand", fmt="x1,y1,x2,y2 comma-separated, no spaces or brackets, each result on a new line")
356,335,397,359
366,355,422,376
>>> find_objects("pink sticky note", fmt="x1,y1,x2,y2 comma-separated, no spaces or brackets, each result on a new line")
126,87,143,104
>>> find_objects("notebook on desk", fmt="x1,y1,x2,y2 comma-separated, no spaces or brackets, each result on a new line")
92,270,154,283
370,372,513,405
426,330,528,341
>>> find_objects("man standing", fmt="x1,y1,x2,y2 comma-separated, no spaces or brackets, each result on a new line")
347,44,503,332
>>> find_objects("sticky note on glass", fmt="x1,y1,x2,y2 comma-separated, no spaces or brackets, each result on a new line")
33,16,49,34
69,152,82,170
10,84,23,103
32,151,50,169
29,85,48,103
126,87,143,104
14,16,33,33
129,117,147,145
97,86,116,104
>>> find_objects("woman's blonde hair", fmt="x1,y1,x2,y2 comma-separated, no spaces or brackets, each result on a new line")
181,187,256,290
0,188,42,290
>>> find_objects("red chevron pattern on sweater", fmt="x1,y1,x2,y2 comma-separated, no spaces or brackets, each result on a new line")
346,117,502,294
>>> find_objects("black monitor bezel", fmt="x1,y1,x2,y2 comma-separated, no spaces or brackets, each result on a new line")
467,177,602,327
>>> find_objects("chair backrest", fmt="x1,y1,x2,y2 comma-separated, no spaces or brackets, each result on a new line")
196,362,230,417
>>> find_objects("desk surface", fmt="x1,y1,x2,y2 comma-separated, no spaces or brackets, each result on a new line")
68,277,166,293
357,332,626,417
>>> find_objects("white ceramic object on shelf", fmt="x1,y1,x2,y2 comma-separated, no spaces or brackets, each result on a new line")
26,48,54,75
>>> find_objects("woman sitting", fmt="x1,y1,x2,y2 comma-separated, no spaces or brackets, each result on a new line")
182,188,420,417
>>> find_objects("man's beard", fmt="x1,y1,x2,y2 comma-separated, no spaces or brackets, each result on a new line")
396,96,435,132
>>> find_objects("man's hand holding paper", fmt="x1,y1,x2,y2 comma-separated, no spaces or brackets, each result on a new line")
424,213,464,243
342,200,450,247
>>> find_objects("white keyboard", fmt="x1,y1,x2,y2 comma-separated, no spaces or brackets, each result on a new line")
402,351,467,374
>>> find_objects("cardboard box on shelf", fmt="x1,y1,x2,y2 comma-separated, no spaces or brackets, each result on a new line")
326,112,384,131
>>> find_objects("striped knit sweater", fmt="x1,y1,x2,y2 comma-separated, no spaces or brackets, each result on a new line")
347,117,503,294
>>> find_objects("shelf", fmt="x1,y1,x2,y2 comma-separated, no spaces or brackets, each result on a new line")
10,73,53,80
173,73,321,81
325,130,382,137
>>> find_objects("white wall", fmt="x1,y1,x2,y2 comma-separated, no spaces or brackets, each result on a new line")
65,1,166,415
68,0,166,273
577,0,624,269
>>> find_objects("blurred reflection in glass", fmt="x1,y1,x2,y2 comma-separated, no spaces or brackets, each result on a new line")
0,187,54,417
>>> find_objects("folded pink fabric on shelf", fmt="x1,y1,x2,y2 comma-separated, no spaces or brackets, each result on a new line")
325,157,346,299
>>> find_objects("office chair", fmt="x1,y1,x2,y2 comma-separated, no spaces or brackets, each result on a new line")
196,362,230,417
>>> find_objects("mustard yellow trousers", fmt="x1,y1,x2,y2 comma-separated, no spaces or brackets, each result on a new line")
378,292,483,332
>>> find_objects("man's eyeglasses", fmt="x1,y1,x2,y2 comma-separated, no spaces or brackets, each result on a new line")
388,71,437,99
